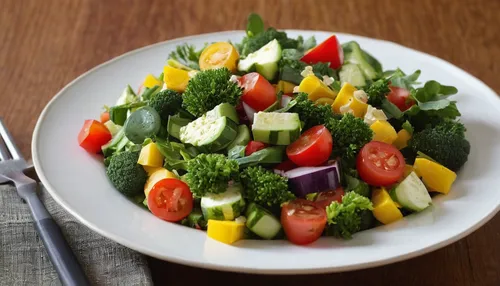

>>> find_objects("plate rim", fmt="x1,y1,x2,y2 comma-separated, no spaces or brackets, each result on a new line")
32,29,500,274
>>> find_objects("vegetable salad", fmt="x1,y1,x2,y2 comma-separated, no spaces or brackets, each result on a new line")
78,13,470,245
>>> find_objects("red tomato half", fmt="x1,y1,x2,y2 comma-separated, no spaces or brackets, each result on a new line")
100,111,110,123
387,86,415,111
314,188,345,209
281,199,327,245
286,125,333,167
357,141,405,186
300,35,344,69
245,141,268,156
147,178,193,222
239,73,277,111
77,119,112,153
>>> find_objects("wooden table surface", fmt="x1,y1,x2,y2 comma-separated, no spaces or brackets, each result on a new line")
2,0,500,285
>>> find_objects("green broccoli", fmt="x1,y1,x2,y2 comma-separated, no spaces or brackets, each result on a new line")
240,166,295,207
325,113,373,165
366,78,390,106
239,28,299,57
325,192,373,239
408,120,470,171
148,89,184,124
106,151,147,196
184,154,240,198
288,92,336,130
182,68,242,117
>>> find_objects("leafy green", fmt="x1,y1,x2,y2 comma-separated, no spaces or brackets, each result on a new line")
246,13,265,37
227,145,246,160
325,192,373,239
297,36,317,52
402,120,414,135
239,28,299,57
235,146,285,168
413,80,458,103
155,138,197,171
168,43,205,70
288,92,336,130
240,166,295,207
109,101,147,126
345,175,370,198
387,69,421,90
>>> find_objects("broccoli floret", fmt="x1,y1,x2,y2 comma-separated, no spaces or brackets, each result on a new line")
240,28,299,56
366,78,390,106
289,92,336,130
106,151,147,196
182,68,242,117
325,113,373,165
325,192,373,239
240,166,295,207
185,154,240,198
148,89,183,124
408,120,470,171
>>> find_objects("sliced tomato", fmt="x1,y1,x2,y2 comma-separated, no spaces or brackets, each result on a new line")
300,35,344,69
147,178,193,222
386,86,415,111
245,141,268,156
77,119,112,153
239,73,277,111
314,188,345,209
274,160,298,172
100,111,110,123
286,125,333,167
281,199,327,245
357,141,405,186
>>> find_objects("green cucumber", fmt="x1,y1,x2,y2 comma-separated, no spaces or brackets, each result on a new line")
123,106,161,144
206,103,239,124
238,39,282,81
339,63,366,87
200,185,245,221
180,116,238,152
226,125,251,151
252,112,301,145
342,41,382,80
235,146,284,167
167,115,192,140
104,120,121,136
245,203,281,239
115,85,138,106
393,172,432,212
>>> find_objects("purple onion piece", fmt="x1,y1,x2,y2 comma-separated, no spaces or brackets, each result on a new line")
281,94,293,108
279,161,341,197
242,102,256,123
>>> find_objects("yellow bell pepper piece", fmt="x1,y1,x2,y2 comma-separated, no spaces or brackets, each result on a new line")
371,120,398,144
349,95,369,118
298,75,337,102
315,97,335,106
144,168,177,197
143,166,162,176
163,66,190,92
332,82,357,113
199,42,239,72
143,74,163,89
403,164,414,178
207,220,245,244
413,158,457,194
275,80,296,94
138,142,164,167
372,188,403,225
393,129,412,150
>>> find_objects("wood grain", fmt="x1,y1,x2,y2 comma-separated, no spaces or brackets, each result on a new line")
1,0,499,285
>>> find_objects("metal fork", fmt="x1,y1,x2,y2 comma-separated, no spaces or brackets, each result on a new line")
0,118,89,286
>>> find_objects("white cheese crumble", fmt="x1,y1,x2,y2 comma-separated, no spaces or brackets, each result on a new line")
188,70,199,79
322,75,335,86
353,90,368,103
339,98,354,114
160,82,168,91
300,65,314,77
293,86,300,93
364,105,388,126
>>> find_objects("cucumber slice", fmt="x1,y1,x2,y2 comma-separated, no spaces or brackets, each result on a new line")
245,203,281,239
206,103,239,124
393,172,432,212
238,39,282,81
201,186,245,221
104,120,122,136
252,112,301,145
226,125,251,151
180,116,238,152
167,115,192,140
342,41,382,80
339,63,366,87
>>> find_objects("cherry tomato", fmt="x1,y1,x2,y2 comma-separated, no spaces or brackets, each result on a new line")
147,178,193,222
286,125,333,167
100,111,110,123
281,199,327,245
274,160,298,172
245,141,268,156
313,188,345,209
239,73,277,111
357,141,405,186
386,86,415,111
77,119,112,153
300,35,344,69
199,42,239,72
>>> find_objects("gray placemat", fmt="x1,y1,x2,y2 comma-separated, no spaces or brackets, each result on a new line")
0,184,153,286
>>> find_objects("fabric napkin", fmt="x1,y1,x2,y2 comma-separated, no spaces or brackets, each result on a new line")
0,183,153,285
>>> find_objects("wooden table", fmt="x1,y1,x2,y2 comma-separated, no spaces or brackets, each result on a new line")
2,0,499,285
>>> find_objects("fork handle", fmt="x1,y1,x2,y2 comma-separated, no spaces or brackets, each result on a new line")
25,192,90,286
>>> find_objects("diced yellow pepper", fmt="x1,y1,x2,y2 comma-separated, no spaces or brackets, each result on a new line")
143,74,163,89
349,95,369,118
143,166,163,176
413,158,457,194
298,75,337,102
332,82,357,113
207,220,245,244
144,168,177,197
138,143,164,167
393,129,412,150
315,97,335,106
403,164,414,178
163,66,190,92
371,120,398,144
372,188,403,225
275,80,296,94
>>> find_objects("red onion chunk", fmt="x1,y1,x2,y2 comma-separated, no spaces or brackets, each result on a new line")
242,102,256,123
281,94,293,108
280,161,340,197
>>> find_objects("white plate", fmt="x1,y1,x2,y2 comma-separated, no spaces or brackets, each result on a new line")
33,30,500,274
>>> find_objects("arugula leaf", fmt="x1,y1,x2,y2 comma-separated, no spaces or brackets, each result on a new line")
381,98,403,119
413,80,458,103
389,69,421,90
228,145,246,159
297,36,317,52
168,44,205,70
246,13,265,37
402,120,414,135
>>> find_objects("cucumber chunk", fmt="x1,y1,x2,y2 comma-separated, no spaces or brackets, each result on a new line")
393,172,432,212
339,63,366,87
167,115,192,140
238,39,282,81
180,116,238,152
226,125,251,151
206,103,239,124
201,185,245,221
252,112,301,145
245,203,281,239
342,41,382,80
